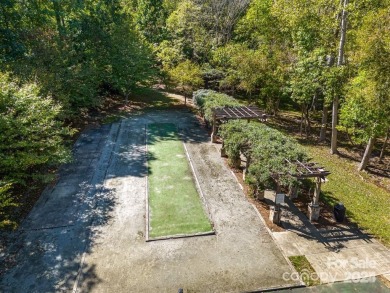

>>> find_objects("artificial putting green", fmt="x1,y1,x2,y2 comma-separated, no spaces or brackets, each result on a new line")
147,123,213,239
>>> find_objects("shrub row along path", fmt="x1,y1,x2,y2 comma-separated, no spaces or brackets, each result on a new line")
0,110,299,293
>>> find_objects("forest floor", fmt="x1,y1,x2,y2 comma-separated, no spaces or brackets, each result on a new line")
269,111,390,189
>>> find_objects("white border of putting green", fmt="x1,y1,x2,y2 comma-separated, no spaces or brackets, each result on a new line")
181,136,215,234
145,124,150,242
145,123,215,242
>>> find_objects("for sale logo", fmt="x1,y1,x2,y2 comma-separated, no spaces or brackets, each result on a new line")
282,257,377,284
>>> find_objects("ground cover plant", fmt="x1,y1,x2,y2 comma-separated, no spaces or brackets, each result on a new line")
289,255,320,286
147,123,212,238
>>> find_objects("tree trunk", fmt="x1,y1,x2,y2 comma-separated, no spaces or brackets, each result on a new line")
337,0,348,66
52,0,65,38
305,106,311,139
379,130,389,162
331,0,348,155
319,104,328,142
300,107,304,136
358,137,376,171
330,97,339,154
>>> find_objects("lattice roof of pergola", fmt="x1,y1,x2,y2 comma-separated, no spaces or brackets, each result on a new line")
213,106,267,120
285,159,331,179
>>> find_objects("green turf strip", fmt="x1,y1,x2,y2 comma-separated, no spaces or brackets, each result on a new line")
147,123,212,239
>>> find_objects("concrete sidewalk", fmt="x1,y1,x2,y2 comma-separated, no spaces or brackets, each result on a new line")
265,192,390,284
274,277,390,292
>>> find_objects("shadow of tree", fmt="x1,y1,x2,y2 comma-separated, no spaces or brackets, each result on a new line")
0,125,119,292
281,191,374,253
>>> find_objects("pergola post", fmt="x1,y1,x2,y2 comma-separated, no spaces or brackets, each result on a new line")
313,177,321,205
220,141,227,157
269,204,282,224
308,177,322,221
269,181,282,224
276,181,282,194
289,185,298,200
242,156,250,181
211,113,217,143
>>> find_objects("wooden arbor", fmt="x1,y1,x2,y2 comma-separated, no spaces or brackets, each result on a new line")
211,106,267,143
285,159,331,221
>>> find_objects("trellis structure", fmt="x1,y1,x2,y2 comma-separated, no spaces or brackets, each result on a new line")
213,106,267,120
285,159,331,221
210,105,330,221
286,159,330,179
211,106,267,142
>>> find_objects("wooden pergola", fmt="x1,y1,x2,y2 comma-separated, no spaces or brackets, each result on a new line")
286,159,331,179
211,106,267,142
285,159,331,221
208,105,330,221
213,106,267,120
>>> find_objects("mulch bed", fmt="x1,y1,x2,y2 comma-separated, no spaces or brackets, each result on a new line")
226,162,285,232
292,190,359,230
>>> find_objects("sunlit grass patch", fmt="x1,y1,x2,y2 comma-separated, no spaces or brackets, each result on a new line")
289,255,320,286
304,145,390,247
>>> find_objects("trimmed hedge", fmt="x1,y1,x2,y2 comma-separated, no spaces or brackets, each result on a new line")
219,120,307,191
192,89,240,121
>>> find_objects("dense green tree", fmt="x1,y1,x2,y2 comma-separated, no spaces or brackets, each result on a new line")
0,72,72,187
135,0,168,43
290,50,326,137
0,0,157,225
0,0,25,61
165,1,211,63
1,0,156,112
168,60,204,104
340,8,390,170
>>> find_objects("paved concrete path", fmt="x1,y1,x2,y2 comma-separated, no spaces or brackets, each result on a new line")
0,110,299,293
265,192,390,284
275,277,390,292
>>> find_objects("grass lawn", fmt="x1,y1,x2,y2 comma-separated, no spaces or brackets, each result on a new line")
147,123,213,239
304,145,390,246
289,255,320,286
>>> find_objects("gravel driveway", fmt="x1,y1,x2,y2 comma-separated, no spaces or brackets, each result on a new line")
0,110,299,293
